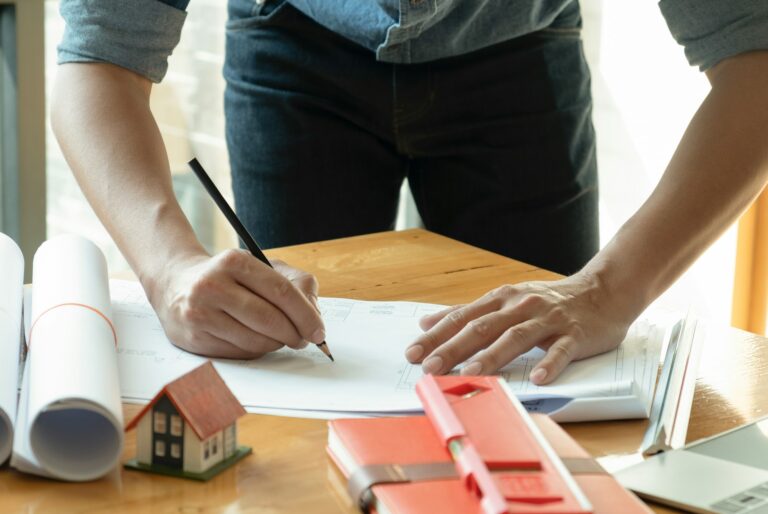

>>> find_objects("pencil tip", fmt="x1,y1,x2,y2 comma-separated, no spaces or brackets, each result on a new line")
317,341,335,362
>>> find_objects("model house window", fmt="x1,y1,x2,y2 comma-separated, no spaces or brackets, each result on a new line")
155,440,165,457
212,436,218,455
170,414,183,436
204,440,210,460
153,411,166,434
170,443,181,459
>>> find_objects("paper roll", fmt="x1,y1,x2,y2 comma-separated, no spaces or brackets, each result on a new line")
0,233,23,464
25,235,123,481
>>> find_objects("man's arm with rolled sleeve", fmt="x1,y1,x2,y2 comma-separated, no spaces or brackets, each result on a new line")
405,2,768,383
53,0,327,360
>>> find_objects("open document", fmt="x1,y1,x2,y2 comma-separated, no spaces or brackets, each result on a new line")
97,281,665,422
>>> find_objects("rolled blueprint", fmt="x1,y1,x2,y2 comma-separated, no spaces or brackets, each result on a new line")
12,235,123,481
0,233,24,464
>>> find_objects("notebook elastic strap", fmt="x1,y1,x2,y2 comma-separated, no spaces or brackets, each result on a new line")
349,462,457,512
348,458,605,513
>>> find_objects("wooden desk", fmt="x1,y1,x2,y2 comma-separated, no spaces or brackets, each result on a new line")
3,229,767,513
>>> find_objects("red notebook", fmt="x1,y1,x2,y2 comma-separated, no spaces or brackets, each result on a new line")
327,376,651,514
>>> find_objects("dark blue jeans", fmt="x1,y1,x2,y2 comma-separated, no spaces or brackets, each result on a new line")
224,0,597,275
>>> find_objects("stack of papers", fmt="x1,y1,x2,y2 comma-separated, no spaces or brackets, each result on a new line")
25,280,666,423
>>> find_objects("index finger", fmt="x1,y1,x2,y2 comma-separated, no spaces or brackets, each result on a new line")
223,252,326,344
419,305,464,331
406,298,500,364
273,259,320,312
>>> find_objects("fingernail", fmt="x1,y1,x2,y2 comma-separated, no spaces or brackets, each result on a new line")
530,368,547,384
405,345,424,361
311,327,326,344
422,355,443,375
462,362,483,375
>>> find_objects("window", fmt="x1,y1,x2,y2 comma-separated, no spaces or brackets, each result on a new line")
212,436,218,455
154,440,165,457
44,2,231,275
171,443,181,459
203,440,210,460
153,411,166,434
1,2,45,267
170,414,183,436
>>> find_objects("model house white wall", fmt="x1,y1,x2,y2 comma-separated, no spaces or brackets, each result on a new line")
136,415,151,464
179,423,236,474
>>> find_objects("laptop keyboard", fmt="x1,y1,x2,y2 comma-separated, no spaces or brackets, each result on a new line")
712,482,768,513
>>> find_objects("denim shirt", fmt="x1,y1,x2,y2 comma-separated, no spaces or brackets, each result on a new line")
58,0,768,83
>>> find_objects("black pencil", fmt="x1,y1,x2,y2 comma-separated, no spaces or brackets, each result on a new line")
188,158,334,362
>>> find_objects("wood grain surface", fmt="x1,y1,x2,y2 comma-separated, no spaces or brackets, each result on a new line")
2,229,766,513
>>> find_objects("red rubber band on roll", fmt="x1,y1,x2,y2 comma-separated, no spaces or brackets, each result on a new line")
28,302,118,349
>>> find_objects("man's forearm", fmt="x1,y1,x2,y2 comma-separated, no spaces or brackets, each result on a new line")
51,63,206,294
583,51,768,320
52,62,326,359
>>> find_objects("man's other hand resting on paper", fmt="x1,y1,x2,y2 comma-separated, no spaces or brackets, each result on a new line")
405,272,634,386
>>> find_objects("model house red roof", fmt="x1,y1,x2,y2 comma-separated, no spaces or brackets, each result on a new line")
125,361,246,440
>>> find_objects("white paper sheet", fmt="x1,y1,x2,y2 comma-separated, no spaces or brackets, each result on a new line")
0,233,23,463
98,280,664,422
12,236,123,481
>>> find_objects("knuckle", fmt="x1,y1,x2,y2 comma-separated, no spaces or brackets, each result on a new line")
482,353,504,373
418,330,441,350
180,332,207,355
439,345,461,363
467,318,489,336
492,284,516,299
548,343,574,364
546,306,567,325
304,273,319,290
180,304,207,327
503,326,529,348
218,248,245,268
574,322,588,339
254,307,280,333
274,277,292,298
565,320,585,340
296,273,318,295
447,309,466,328
518,293,545,311
188,274,218,300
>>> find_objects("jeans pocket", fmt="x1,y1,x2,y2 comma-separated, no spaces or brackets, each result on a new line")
226,0,290,31
535,26,582,39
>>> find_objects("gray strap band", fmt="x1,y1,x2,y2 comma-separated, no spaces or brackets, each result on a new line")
348,462,458,511
348,458,604,511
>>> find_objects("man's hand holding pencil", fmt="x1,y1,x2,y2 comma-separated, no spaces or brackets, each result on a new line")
149,249,327,360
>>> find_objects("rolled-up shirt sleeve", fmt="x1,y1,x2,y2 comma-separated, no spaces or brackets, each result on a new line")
57,0,187,83
659,0,768,71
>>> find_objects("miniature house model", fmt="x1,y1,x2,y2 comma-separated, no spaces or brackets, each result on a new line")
124,361,251,479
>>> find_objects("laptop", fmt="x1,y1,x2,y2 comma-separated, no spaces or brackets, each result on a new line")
617,416,768,513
